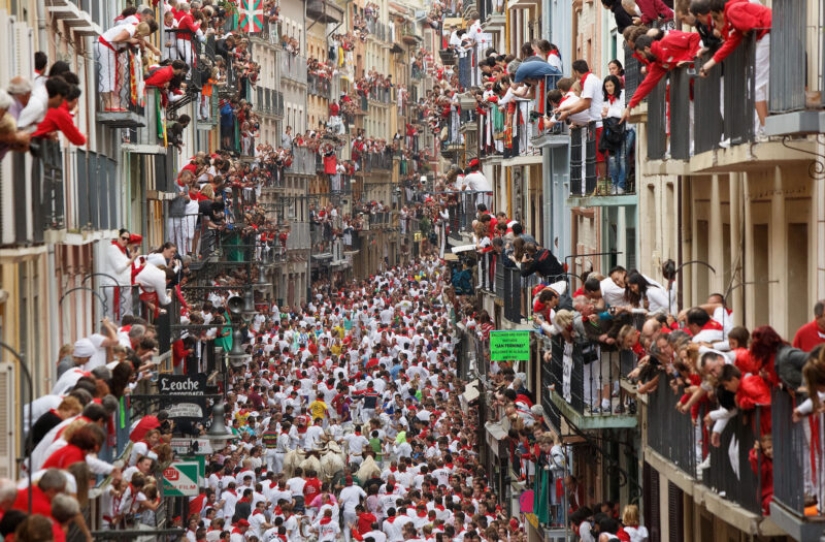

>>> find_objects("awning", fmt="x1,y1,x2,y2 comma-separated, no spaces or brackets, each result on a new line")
462,379,480,402
485,421,509,457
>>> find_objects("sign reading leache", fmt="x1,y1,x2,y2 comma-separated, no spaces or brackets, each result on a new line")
489,330,531,362
159,374,208,421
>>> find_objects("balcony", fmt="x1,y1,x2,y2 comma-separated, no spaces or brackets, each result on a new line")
766,0,825,136
122,89,168,154
399,23,420,45
360,152,394,173
479,0,505,30
72,149,120,232
368,86,393,105
446,190,478,242
768,390,825,541
308,73,333,100
282,55,308,85
545,336,638,430
366,20,389,42
644,376,785,536
0,141,64,245
306,0,343,24
289,147,317,175
45,0,102,37
96,50,147,129
440,110,463,159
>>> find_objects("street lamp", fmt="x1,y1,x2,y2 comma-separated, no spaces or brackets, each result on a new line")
204,402,234,451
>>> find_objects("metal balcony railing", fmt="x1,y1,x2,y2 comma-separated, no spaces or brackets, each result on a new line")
361,152,393,172
273,90,285,116
74,150,120,232
624,45,643,107
290,147,317,175
308,73,333,99
569,122,597,197
704,406,763,515
647,375,700,475
282,55,308,85
546,336,637,417
446,190,481,240
770,0,825,113
286,222,312,250
771,389,813,518
646,77,668,160
96,48,146,128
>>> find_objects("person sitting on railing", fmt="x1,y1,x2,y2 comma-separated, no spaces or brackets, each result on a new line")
620,30,701,122
519,242,565,282
135,260,176,318
694,0,771,139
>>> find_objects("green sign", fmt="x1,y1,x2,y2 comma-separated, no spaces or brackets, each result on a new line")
162,461,200,497
489,330,531,361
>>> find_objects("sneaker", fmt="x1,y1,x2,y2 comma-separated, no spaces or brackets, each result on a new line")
698,455,711,470
610,185,618,195
756,130,769,143
613,404,626,414
718,138,731,149
617,187,625,195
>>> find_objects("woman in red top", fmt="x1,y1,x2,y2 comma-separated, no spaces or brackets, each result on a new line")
42,423,105,470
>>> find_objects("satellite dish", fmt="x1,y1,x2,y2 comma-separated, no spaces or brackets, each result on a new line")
226,296,244,315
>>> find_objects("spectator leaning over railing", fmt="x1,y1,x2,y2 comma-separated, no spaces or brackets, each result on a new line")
693,0,771,141
620,30,702,121
96,22,153,111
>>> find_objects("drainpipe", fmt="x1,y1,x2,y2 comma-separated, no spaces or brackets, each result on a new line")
37,0,48,54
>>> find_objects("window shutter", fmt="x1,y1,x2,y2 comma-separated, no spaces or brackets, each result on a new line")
0,363,15,479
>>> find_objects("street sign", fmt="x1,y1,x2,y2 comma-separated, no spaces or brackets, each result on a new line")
158,374,208,421
162,461,200,497
170,437,214,456
489,330,531,361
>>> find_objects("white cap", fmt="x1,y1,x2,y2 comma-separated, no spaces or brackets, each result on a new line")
548,281,567,297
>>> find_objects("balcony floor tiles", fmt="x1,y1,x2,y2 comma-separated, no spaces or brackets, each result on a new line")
689,137,817,174
549,392,637,431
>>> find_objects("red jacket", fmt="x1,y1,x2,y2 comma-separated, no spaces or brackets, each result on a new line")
712,1,771,64
735,374,771,411
792,320,825,352
145,66,176,89
33,102,86,146
635,0,673,25
629,31,701,109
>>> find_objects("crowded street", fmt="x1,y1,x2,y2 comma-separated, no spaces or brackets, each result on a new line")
2,0,825,540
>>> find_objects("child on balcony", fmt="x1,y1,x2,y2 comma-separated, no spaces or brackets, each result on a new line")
749,434,774,515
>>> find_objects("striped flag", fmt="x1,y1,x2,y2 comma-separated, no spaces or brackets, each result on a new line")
239,0,264,33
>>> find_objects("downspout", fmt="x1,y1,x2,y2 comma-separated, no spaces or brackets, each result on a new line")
37,0,48,56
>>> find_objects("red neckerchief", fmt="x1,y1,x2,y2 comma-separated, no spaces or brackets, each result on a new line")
416,510,427,518
702,320,724,332
579,71,591,89
111,239,128,254
320,517,333,525
252,509,263,515
608,95,618,104
226,489,236,496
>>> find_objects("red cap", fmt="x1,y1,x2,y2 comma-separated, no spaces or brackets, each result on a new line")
468,158,480,168
128,233,143,244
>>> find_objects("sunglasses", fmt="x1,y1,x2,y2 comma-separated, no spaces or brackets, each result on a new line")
121,236,130,241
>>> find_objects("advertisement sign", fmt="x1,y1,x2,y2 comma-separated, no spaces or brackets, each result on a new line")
162,462,200,496
489,330,531,362
159,374,207,421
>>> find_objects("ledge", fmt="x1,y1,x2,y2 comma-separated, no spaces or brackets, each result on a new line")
645,445,787,538
769,501,825,542
501,153,542,167
549,391,638,430
765,110,825,137
532,132,570,149
689,137,819,174
640,157,693,177
567,193,638,208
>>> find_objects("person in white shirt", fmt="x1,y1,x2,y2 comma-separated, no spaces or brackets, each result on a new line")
314,509,341,542
339,476,367,542
135,261,174,316
558,60,606,179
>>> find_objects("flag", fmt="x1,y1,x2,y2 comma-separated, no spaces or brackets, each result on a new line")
239,0,264,33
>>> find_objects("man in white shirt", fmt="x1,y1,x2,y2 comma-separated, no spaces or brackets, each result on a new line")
558,60,606,178
462,158,491,209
